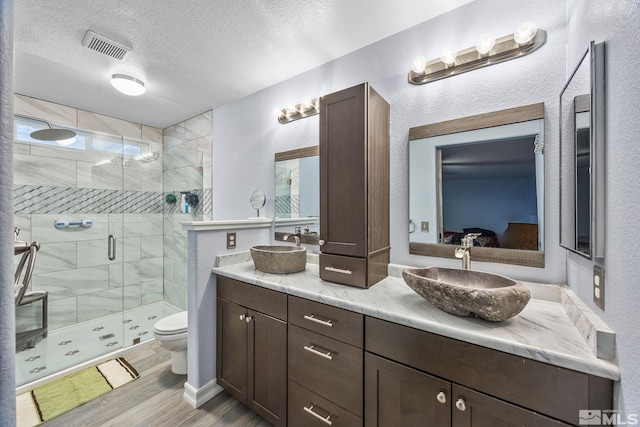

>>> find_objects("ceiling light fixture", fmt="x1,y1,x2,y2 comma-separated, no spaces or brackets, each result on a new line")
111,74,146,96
408,22,546,85
274,97,319,124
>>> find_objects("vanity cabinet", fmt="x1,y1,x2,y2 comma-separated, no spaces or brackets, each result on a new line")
319,82,390,288
216,276,287,427
365,317,612,426
287,296,364,426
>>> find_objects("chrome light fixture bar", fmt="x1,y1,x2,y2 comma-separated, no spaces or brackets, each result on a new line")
409,23,546,85
274,97,319,124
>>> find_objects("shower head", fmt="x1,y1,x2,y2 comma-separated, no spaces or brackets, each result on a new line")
30,128,77,142
14,114,77,144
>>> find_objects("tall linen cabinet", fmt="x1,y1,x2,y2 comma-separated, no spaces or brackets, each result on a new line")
319,83,390,288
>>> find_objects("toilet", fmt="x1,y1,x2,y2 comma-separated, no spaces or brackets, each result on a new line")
153,311,188,375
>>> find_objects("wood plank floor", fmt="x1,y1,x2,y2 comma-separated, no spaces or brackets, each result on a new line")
40,341,271,427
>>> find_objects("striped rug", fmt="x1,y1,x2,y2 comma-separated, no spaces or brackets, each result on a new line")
17,357,139,426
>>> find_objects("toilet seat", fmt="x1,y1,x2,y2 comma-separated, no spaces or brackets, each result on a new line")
154,311,187,335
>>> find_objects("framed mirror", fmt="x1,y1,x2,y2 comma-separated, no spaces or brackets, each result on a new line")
409,103,545,267
560,41,605,260
274,146,320,245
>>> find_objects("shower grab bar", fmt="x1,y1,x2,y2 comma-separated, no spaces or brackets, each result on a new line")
108,235,116,260
54,219,93,229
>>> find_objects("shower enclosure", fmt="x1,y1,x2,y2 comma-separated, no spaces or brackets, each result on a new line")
13,114,204,387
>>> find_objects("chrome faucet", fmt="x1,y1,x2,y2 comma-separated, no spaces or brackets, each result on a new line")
454,233,481,270
283,231,302,246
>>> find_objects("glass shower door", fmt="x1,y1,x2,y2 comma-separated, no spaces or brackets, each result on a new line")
13,120,126,386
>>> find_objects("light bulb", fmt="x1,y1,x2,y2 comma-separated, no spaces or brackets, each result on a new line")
440,46,458,66
514,22,537,45
272,107,283,118
286,104,297,116
301,97,313,110
476,33,496,56
411,56,428,74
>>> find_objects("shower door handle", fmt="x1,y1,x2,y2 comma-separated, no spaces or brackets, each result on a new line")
108,235,116,261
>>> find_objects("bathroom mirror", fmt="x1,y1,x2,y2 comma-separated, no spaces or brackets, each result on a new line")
560,41,606,260
250,189,266,217
274,146,320,245
409,103,545,267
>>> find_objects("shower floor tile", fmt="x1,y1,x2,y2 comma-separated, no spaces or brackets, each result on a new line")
15,301,180,387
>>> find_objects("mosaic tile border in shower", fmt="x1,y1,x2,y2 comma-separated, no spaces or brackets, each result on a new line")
14,185,211,216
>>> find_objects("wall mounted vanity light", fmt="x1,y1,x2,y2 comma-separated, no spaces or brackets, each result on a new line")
408,22,546,85
111,74,146,96
273,97,319,124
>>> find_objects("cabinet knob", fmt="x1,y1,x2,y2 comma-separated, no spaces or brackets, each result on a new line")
436,391,447,404
239,314,245,321
319,239,325,245
455,398,466,412
245,316,253,323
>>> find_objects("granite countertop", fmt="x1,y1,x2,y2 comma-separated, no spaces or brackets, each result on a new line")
212,256,620,381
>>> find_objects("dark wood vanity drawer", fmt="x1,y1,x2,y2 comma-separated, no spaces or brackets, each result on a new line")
217,275,287,321
320,253,368,288
289,324,363,416
289,296,364,347
365,317,612,425
288,380,362,427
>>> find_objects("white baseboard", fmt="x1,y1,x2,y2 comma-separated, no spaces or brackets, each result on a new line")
183,379,224,408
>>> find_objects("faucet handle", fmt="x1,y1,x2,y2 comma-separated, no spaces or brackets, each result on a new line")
461,233,481,247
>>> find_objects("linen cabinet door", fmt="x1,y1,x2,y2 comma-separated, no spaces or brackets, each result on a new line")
216,298,248,403
451,384,572,427
364,352,450,427
246,309,287,427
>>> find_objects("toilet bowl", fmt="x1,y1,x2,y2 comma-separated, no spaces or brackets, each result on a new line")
154,311,188,375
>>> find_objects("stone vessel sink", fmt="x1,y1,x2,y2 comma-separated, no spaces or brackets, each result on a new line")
402,267,531,321
250,245,306,274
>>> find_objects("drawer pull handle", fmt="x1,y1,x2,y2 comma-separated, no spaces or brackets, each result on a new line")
455,398,466,412
324,266,352,275
303,404,333,425
303,345,333,360
303,314,333,328
436,391,447,404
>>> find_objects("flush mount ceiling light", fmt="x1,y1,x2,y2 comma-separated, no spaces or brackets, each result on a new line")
274,97,319,124
408,22,546,85
111,74,146,96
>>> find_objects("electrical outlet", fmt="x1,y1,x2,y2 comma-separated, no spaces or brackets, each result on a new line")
421,221,429,232
593,265,605,309
227,232,236,250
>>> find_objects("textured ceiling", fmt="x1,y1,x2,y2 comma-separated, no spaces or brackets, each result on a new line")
14,0,473,129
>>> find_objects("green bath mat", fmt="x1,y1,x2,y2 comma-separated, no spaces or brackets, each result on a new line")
17,357,139,426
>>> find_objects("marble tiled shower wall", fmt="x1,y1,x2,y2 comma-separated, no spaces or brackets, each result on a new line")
14,94,166,331
162,111,212,310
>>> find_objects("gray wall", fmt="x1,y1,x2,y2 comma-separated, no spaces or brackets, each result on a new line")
0,0,16,422
212,0,567,282
210,0,640,410
565,0,640,411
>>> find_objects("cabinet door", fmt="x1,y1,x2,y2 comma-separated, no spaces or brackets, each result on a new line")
365,353,450,427
217,298,247,403
451,384,572,427
320,83,367,257
247,310,287,427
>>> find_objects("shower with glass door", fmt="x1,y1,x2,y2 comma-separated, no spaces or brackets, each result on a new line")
13,114,202,387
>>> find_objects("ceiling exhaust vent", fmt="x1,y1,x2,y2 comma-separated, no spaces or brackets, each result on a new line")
82,30,132,60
